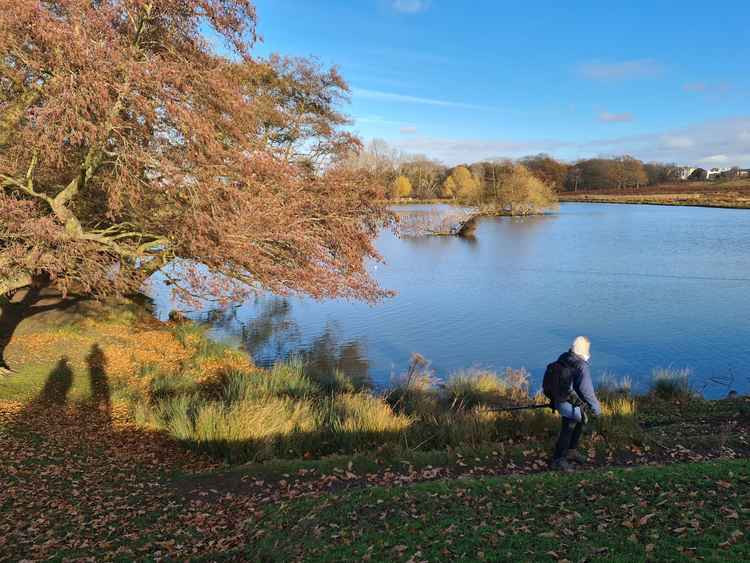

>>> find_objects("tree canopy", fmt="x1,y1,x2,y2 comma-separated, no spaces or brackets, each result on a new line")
0,1,393,302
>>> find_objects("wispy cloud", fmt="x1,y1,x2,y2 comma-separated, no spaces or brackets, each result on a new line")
598,111,634,123
387,117,750,166
662,135,695,149
578,59,663,80
400,126,418,134
391,0,430,13
394,137,574,164
353,115,406,126
352,87,494,111
582,117,750,165
682,81,733,97
698,154,729,164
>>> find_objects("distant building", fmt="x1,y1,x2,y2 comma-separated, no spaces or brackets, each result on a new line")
676,166,696,180
706,167,731,179
676,165,747,181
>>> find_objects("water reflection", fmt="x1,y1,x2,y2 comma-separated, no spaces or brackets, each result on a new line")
204,296,371,389
299,327,371,390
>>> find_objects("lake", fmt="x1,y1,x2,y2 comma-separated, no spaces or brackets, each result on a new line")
151,203,750,398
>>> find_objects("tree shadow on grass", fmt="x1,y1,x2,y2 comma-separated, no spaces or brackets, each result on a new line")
0,286,86,374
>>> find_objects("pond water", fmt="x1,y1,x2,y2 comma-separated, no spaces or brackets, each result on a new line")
150,203,750,397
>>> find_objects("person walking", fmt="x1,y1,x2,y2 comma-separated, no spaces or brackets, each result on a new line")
543,336,602,471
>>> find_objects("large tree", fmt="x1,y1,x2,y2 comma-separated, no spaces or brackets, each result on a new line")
0,1,392,306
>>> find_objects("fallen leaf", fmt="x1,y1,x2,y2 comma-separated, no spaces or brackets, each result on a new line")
639,513,656,526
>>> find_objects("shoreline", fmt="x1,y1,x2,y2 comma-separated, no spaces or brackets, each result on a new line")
390,196,750,211
391,197,750,211
559,194,750,210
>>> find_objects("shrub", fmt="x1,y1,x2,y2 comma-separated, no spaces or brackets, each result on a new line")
495,164,558,215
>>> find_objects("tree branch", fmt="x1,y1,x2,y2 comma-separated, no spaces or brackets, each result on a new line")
1,164,53,206
0,272,33,297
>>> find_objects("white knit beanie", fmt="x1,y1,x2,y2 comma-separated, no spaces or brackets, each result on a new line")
571,336,591,361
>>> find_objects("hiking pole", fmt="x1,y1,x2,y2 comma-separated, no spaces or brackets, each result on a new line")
486,403,553,412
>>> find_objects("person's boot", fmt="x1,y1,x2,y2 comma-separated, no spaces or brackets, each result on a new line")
566,449,587,464
550,457,574,472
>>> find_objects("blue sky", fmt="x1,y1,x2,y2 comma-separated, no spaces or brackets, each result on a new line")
249,0,750,166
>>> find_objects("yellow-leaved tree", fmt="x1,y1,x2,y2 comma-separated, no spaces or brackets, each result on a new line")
450,166,481,202
497,164,558,215
392,175,413,198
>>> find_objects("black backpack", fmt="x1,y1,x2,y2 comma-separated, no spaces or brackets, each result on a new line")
542,357,574,402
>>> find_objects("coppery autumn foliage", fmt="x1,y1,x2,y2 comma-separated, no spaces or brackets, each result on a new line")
0,1,392,301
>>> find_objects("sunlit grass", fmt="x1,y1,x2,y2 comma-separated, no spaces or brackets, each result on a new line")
445,367,530,409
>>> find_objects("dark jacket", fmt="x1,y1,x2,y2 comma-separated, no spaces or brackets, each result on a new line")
557,350,602,416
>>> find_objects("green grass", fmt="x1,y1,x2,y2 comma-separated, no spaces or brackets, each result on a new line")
245,459,750,562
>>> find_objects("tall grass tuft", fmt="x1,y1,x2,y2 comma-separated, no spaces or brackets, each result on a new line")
651,368,692,400
219,360,317,401
445,368,530,409
386,353,441,416
596,373,633,402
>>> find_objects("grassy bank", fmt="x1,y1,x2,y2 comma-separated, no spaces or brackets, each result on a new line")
2,295,747,467
1,297,642,464
559,179,750,209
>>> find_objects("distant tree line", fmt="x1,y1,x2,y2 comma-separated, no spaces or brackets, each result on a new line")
347,140,727,201
343,141,558,213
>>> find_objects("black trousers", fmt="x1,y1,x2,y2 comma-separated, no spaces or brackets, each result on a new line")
553,416,583,460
